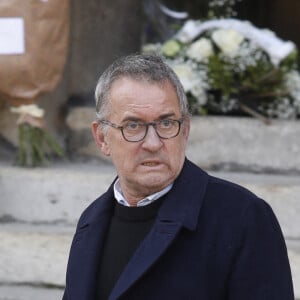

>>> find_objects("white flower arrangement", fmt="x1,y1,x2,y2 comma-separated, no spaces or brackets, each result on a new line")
186,37,214,62
10,104,64,167
10,104,45,118
211,28,244,57
143,19,300,120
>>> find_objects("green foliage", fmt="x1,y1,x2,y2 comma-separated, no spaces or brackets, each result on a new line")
208,53,288,102
280,50,299,70
208,55,237,98
17,124,65,167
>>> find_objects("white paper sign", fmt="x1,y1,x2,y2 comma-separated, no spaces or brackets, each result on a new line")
0,18,25,55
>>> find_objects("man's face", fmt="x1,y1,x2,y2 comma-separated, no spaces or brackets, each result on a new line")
92,77,190,204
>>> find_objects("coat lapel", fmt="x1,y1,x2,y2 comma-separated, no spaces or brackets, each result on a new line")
109,159,209,300
109,218,183,300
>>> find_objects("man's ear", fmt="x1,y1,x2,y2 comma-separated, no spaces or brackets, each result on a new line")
91,121,110,156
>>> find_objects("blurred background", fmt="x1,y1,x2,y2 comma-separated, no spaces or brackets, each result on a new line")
0,0,299,299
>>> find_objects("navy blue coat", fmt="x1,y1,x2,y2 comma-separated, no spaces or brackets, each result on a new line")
63,159,294,299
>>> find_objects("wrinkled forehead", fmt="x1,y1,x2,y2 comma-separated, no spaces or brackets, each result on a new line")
107,77,182,117
108,75,178,101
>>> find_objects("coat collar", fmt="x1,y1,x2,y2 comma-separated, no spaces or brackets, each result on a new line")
158,158,209,230
67,159,209,300
109,159,209,299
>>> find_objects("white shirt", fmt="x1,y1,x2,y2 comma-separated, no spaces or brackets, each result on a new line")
114,179,173,207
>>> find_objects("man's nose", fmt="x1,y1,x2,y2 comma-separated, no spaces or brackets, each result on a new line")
141,125,163,151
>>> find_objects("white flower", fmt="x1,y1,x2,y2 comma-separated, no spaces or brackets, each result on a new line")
161,40,181,57
143,17,300,118
10,104,45,118
170,62,208,105
212,28,244,56
191,81,208,105
170,63,197,92
186,38,214,62
284,71,300,110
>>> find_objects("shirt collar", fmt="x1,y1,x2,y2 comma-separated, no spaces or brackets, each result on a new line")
114,178,173,207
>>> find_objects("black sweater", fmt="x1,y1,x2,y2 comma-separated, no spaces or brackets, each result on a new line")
97,198,164,300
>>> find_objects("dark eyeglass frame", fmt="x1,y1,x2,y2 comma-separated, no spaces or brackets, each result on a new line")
99,117,185,142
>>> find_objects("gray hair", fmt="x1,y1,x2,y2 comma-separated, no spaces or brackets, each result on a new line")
94,54,189,121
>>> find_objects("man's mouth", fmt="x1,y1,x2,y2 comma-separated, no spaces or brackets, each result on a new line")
142,162,161,167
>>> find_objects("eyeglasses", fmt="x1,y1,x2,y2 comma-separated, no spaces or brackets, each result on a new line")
99,118,184,142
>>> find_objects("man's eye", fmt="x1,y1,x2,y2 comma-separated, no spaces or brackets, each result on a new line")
126,122,140,130
160,119,173,128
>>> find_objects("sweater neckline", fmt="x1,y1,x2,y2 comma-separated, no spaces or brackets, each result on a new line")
113,196,165,222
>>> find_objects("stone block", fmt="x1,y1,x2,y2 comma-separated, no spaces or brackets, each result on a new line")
0,285,63,300
66,107,95,131
0,162,115,224
1,163,300,239
0,225,72,287
187,117,300,173
66,107,110,161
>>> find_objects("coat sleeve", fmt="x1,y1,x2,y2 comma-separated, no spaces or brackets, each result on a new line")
228,198,294,299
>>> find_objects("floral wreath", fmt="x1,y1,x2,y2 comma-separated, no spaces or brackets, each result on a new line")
143,19,300,121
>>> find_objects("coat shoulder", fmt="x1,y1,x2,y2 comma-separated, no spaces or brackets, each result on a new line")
185,159,262,208
203,171,277,230
76,184,114,228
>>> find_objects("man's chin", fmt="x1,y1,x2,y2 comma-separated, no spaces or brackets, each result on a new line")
137,175,172,192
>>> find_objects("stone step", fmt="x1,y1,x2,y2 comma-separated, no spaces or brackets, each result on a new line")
0,285,63,300
0,161,116,225
0,223,299,299
187,116,300,174
0,224,68,299
0,224,72,288
1,160,300,298
1,161,299,239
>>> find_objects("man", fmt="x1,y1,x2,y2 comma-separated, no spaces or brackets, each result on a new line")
63,54,294,299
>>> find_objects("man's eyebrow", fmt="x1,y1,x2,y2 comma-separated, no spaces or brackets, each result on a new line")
120,116,142,123
121,113,176,123
157,113,176,120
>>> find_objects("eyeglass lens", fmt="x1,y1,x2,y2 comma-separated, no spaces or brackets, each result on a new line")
122,119,181,142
